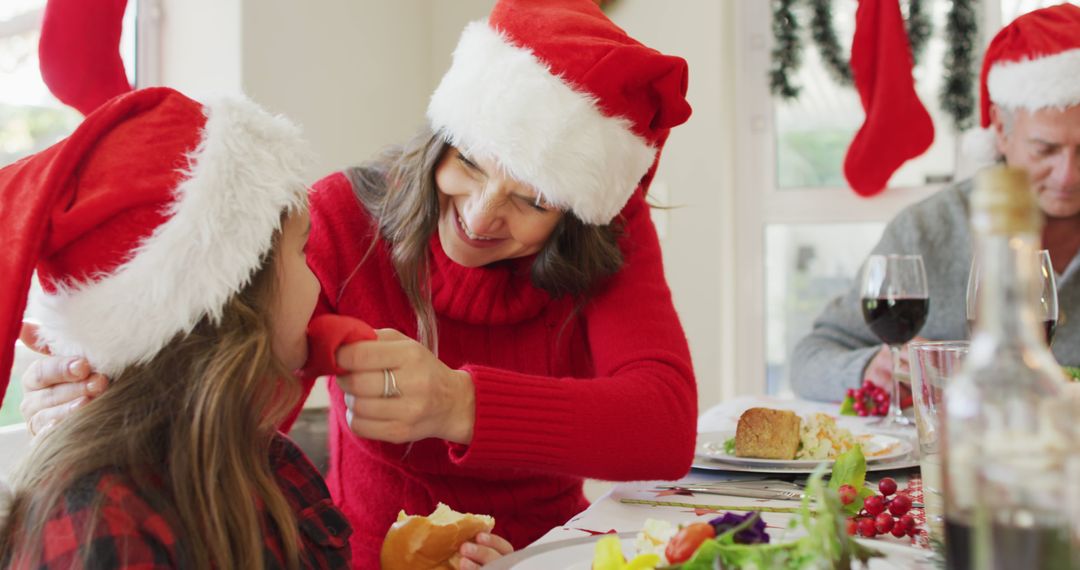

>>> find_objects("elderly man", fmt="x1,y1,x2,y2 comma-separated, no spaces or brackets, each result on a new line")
791,3,1080,401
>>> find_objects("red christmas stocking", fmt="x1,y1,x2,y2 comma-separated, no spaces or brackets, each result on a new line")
39,0,132,116
843,0,935,197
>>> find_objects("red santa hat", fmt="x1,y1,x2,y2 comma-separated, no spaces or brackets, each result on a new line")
0,87,310,407
961,3,1080,172
426,0,692,225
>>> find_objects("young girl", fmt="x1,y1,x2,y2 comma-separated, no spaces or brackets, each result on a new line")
0,87,347,568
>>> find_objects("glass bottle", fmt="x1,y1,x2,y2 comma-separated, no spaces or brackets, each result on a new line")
941,166,1075,570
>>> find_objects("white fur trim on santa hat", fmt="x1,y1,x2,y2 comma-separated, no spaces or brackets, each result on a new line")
29,98,311,377
427,21,656,225
988,48,1080,113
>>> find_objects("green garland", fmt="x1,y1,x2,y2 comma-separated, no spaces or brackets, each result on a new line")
941,0,978,129
770,0,803,99
808,0,854,85
807,0,930,86
905,0,933,63
770,0,978,130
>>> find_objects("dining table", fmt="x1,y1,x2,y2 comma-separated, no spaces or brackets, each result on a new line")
497,395,938,569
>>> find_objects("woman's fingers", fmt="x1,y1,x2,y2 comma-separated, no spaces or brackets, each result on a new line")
19,374,101,419
344,396,415,422
335,370,397,399
27,397,88,437
23,356,91,391
335,337,420,374
345,415,413,444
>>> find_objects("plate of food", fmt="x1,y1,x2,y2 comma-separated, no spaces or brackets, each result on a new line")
694,408,913,472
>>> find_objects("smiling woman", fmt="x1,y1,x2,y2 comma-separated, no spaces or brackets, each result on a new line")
435,148,564,268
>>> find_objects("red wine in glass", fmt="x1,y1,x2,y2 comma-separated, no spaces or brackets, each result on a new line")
862,297,930,345
967,318,1056,345
860,254,929,429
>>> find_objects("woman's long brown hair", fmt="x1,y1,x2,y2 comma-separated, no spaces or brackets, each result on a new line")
0,228,303,569
346,128,625,348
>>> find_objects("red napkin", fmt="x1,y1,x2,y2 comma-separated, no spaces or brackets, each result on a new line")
303,314,377,377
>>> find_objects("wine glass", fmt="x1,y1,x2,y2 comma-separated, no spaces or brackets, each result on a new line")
966,249,1058,345
860,254,929,429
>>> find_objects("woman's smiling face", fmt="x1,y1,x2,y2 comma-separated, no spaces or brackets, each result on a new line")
435,147,564,267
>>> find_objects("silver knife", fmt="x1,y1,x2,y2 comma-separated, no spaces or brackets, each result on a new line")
656,484,805,501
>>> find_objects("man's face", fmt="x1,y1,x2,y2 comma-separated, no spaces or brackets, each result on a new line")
993,104,1080,218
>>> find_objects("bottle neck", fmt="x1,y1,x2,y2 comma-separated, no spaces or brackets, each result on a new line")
972,232,1044,345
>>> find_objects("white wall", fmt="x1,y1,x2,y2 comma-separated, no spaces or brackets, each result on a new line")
158,0,243,95
602,1,736,412
241,0,433,178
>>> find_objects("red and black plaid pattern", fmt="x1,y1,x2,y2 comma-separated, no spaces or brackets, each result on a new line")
9,434,351,569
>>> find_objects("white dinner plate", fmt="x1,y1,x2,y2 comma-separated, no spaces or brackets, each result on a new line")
483,532,935,569
692,431,917,474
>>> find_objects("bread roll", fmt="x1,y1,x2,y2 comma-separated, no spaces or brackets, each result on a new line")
380,503,496,570
734,407,801,459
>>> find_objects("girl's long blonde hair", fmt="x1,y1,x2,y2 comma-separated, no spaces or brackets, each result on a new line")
0,228,303,569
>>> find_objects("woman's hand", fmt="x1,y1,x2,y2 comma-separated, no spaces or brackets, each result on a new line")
457,532,514,569
17,322,108,437
334,329,476,445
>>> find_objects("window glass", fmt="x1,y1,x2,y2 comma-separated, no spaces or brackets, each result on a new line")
765,222,885,394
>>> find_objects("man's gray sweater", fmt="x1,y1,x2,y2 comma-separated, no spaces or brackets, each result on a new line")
790,180,1080,401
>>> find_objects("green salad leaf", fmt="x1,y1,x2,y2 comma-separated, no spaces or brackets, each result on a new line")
723,437,736,455
827,445,874,515
664,461,883,569
1063,366,1080,381
838,396,857,416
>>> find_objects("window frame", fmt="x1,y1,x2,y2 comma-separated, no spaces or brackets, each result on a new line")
726,0,1017,397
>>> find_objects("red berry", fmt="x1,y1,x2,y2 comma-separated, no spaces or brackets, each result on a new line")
846,517,858,536
899,513,917,531
875,404,889,416
878,478,898,497
873,391,887,404
891,524,908,538
838,484,857,506
856,517,877,538
857,409,869,417
863,380,875,390
874,513,894,533
864,495,886,516
889,495,912,516
846,388,857,399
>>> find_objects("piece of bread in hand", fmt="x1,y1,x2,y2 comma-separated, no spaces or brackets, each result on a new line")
734,407,801,459
380,502,496,570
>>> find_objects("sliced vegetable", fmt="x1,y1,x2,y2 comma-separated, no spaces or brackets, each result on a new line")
664,523,716,564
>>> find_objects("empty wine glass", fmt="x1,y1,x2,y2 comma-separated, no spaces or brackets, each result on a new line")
966,249,1058,345
860,254,929,429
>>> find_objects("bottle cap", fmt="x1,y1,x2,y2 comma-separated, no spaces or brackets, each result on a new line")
972,166,1043,235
